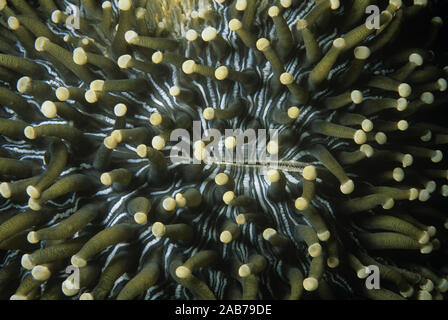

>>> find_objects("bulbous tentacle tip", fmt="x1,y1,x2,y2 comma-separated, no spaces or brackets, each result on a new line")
303,277,319,291
27,231,40,244
21,254,34,270
438,279,448,293
10,295,28,301
0,182,12,198
71,255,87,268
176,266,192,279
340,180,355,195
79,293,95,300
31,265,51,281
238,264,251,278
327,257,340,269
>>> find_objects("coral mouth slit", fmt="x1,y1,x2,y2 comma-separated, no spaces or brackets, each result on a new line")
0,0,447,300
